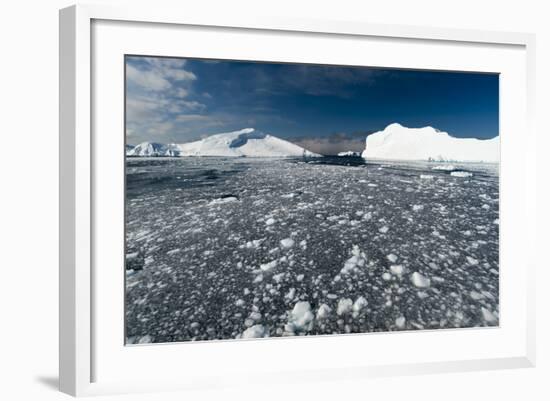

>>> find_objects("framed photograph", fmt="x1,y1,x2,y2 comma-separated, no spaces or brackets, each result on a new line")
59,4,536,396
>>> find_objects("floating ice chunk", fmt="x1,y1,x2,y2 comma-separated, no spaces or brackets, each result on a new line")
337,298,353,316
362,212,373,221
341,245,367,275
390,265,405,275
260,260,278,272
273,273,285,283
411,272,431,288
420,175,434,180
280,238,295,249
289,301,315,332
469,291,484,301
235,299,245,307
190,322,200,329
209,196,239,205
352,296,368,317
296,274,305,282
493,219,500,225
126,251,139,260
249,311,262,321
265,218,276,226
137,335,153,344
412,204,424,212
241,324,266,339
245,239,264,249
481,307,498,323
316,304,331,320
387,254,398,263
382,272,392,281
379,226,389,234
416,291,429,299
395,316,406,329
285,287,296,301
466,256,479,266
451,171,473,178
432,165,456,171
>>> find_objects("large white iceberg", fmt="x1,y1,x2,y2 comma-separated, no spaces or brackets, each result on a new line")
177,128,321,157
361,123,499,163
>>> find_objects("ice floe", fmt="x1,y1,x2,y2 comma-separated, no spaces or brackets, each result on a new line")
337,298,353,316
241,324,267,339
411,272,431,288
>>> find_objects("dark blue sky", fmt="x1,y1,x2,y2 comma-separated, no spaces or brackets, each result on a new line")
126,56,498,153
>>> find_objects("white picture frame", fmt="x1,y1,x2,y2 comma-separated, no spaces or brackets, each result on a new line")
59,4,536,397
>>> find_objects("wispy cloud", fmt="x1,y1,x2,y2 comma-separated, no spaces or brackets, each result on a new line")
126,56,207,143
126,64,171,91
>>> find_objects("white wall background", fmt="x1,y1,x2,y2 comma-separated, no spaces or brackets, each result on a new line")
0,0,547,399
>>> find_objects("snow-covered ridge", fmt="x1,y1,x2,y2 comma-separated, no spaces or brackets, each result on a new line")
361,123,499,163
126,128,321,158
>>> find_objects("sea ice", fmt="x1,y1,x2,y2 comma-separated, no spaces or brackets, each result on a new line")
241,324,266,339
260,260,278,272
337,298,353,316
280,238,295,249
395,316,406,329
432,165,456,171
352,296,368,317
451,171,473,178
390,265,405,275
411,272,431,288
316,304,331,320
481,307,498,323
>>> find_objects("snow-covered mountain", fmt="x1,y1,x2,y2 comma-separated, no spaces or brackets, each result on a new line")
337,151,361,157
361,123,499,163
176,128,321,157
126,142,181,157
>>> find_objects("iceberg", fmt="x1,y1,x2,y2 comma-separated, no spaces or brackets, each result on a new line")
126,142,181,157
361,123,499,163
177,128,321,157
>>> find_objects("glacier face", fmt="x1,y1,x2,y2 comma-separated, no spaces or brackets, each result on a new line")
176,128,321,157
361,123,499,163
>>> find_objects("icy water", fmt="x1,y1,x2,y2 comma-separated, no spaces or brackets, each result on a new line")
125,157,499,344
